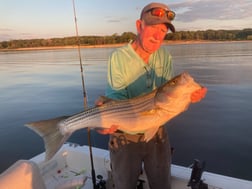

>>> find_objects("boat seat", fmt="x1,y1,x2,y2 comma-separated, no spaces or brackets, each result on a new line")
0,160,46,189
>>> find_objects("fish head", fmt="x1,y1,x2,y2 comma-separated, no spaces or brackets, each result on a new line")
155,72,202,111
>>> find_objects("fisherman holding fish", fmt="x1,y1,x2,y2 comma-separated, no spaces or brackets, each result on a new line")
96,2,207,189
24,2,207,189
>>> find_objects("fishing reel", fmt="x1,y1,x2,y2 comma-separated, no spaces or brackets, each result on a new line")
188,159,208,189
136,179,145,189
95,174,106,189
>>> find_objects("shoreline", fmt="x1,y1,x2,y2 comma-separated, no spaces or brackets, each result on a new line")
0,40,251,51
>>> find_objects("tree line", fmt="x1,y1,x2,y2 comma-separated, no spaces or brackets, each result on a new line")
1,29,251,49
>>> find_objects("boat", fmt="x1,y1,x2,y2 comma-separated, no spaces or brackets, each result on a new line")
1,142,251,189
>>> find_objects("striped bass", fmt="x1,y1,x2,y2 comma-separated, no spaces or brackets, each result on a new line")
26,72,205,161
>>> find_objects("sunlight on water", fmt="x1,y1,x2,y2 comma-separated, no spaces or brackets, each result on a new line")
0,42,252,180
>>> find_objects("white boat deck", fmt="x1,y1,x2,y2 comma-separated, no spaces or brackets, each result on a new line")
30,143,252,189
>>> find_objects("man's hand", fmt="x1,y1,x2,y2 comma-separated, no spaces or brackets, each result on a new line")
97,125,118,135
95,96,112,106
191,87,207,103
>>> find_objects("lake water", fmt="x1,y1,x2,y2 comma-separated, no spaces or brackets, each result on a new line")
0,42,252,181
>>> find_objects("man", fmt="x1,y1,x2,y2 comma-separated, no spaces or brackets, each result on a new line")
97,2,207,189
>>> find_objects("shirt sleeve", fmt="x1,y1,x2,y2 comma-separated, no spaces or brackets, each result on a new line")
105,51,129,100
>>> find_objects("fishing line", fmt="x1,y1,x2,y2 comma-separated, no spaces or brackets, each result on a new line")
71,0,97,188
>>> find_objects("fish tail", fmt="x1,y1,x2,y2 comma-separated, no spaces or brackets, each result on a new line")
25,116,70,161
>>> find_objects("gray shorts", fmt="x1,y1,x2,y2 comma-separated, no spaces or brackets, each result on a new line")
109,126,171,189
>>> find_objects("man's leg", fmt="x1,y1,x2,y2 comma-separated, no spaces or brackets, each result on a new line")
109,134,144,189
144,127,172,189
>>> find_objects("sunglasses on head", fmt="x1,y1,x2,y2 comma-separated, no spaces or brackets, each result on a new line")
148,7,176,21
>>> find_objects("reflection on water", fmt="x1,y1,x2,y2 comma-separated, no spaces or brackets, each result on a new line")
0,42,252,181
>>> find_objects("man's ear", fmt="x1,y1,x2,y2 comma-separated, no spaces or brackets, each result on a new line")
136,19,142,34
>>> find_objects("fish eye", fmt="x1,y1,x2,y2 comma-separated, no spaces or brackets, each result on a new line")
169,79,177,86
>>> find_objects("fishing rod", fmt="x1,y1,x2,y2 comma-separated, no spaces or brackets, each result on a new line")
72,0,87,109
71,1,98,188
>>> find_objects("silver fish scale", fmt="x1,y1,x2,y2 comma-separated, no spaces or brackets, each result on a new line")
62,91,156,132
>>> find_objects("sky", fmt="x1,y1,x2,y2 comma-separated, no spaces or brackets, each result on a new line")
1,0,252,42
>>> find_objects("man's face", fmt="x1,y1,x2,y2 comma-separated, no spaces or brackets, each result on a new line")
138,21,168,54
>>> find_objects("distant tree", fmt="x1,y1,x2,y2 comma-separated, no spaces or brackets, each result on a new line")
0,41,8,48
1,28,251,49
120,32,136,43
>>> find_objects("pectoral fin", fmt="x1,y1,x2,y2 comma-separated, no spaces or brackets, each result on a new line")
144,126,160,142
140,109,157,116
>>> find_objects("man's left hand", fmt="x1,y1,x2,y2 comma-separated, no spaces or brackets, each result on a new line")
191,87,207,103
97,125,118,135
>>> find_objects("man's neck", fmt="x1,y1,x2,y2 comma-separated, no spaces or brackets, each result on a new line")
131,40,150,64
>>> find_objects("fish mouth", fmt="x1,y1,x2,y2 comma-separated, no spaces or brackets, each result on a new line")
180,72,202,90
181,72,191,80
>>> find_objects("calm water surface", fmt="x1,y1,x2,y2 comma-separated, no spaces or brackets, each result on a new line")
0,42,252,181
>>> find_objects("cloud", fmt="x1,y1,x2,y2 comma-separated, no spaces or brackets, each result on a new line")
0,28,13,41
106,16,128,23
0,28,13,32
20,32,37,38
171,0,252,22
176,17,252,31
107,19,121,23
0,29,41,41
